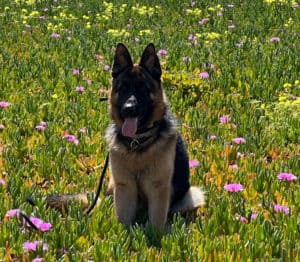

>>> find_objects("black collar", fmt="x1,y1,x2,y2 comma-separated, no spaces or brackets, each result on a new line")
119,125,160,151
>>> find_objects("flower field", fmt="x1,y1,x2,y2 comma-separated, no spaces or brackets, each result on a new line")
0,0,299,261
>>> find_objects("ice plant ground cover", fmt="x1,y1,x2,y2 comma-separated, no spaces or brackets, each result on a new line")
0,0,299,261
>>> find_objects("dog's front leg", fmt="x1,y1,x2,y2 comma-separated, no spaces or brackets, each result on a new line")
141,159,174,231
114,179,137,226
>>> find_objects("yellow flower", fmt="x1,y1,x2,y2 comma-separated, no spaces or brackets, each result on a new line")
283,83,292,89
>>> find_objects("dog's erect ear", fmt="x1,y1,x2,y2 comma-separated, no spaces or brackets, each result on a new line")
112,43,133,78
139,43,162,80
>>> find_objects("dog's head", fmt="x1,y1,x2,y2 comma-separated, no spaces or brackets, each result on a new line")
109,43,167,138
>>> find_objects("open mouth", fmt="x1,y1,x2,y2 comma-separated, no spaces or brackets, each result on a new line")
121,117,138,138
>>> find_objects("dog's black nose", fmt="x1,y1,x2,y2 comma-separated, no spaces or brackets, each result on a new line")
123,95,137,116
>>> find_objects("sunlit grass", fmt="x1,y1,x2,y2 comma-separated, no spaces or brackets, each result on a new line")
0,0,299,261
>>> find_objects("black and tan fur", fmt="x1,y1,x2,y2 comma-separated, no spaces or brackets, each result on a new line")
105,43,204,231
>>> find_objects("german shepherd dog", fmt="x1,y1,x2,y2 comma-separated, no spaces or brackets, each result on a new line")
105,43,205,231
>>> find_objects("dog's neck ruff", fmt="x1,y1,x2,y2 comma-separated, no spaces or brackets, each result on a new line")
120,125,160,151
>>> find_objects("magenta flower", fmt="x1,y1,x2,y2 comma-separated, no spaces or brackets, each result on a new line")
29,217,52,232
232,137,246,144
189,159,199,168
157,49,167,55
51,33,60,38
199,72,209,79
270,37,280,42
198,18,209,25
0,179,5,185
5,209,21,218
219,115,231,123
188,34,197,40
40,16,45,20
251,213,258,220
35,125,46,131
72,69,80,75
76,86,85,93
239,216,248,223
23,240,40,251
274,204,289,214
0,101,10,108
35,121,47,131
277,173,297,181
64,134,79,145
224,183,244,192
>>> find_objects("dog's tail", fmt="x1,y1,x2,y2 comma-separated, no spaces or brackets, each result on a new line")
170,186,205,214
45,194,100,213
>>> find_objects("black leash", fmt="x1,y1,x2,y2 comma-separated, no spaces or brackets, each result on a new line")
84,153,109,216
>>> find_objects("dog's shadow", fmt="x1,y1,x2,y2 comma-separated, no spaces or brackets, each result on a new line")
128,210,199,248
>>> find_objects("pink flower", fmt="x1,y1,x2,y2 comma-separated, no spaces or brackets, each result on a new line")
35,125,46,131
5,209,21,217
199,72,209,79
99,89,109,94
0,101,10,108
0,124,4,129
217,12,223,17
219,115,231,123
198,18,209,25
95,54,104,60
277,173,297,181
188,34,197,40
29,217,52,232
270,37,280,42
79,128,87,134
157,49,167,55
232,137,246,144
210,135,217,140
76,86,85,93
229,164,238,170
274,204,289,214
189,160,199,168
224,183,244,192
103,65,110,71
251,213,258,220
35,121,47,131
23,240,40,251
239,216,248,223
51,33,60,38
228,4,234,8
72,69,80,75
0,179,5,185
40,16,45,20
64,134,79,145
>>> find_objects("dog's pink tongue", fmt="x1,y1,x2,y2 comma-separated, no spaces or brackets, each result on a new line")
122,117,138,138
